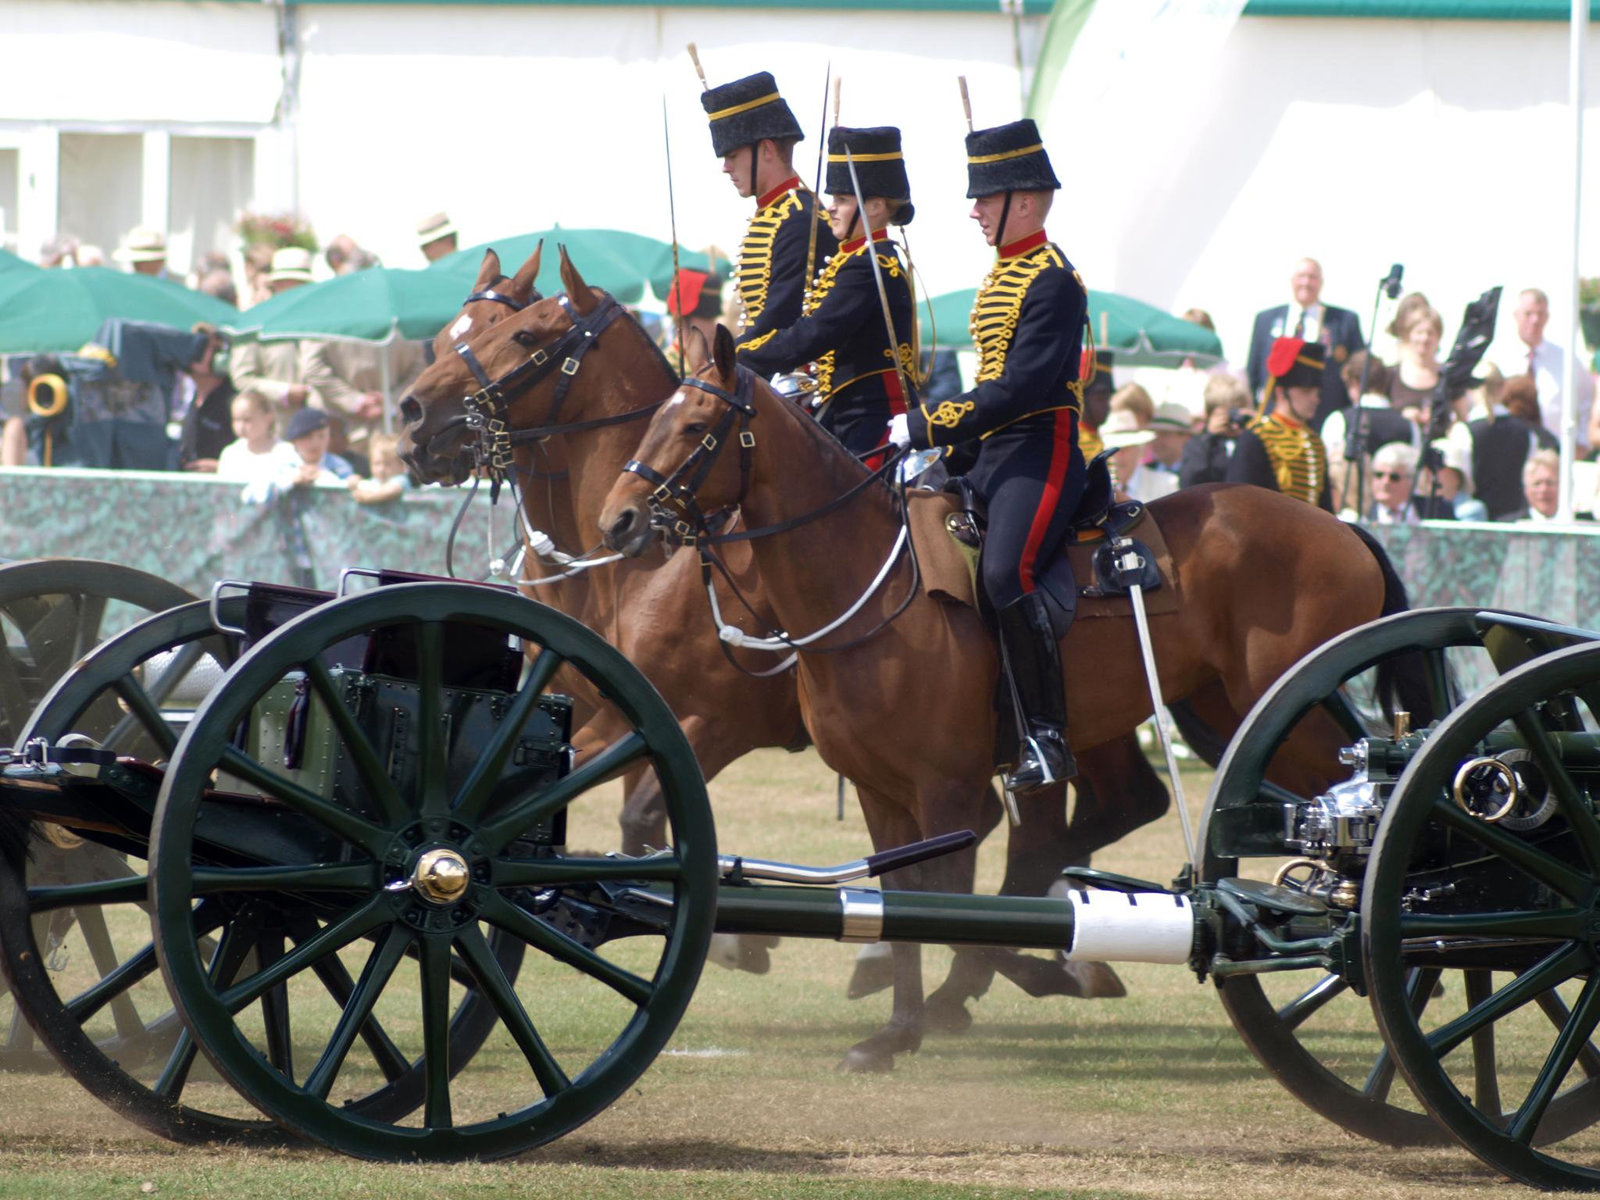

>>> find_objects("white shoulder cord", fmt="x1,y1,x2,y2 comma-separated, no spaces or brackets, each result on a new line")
706,523,907,655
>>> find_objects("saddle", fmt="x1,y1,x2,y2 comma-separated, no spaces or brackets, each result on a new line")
908,452,1180,638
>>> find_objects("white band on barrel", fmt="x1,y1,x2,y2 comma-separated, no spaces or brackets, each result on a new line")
837,887,884,944
1065,890,1194,964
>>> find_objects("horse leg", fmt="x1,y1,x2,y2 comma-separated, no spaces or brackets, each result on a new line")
853,778,1005,1004
839,791,949,1073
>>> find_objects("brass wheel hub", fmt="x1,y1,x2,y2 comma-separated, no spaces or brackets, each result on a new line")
412,847,471,905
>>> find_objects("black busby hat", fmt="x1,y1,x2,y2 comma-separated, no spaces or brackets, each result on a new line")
965,119,1060,199
702,72,805,158
825,126,914,225
1080,347,1115,396
1266,337,1326,390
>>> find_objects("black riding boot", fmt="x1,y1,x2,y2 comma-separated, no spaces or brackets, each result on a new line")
997,591,1075,795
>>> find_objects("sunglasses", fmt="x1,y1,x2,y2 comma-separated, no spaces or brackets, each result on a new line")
1373,470,1411,482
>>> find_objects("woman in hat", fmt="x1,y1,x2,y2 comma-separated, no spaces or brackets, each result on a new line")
888,118,1087,798
738,125,918,466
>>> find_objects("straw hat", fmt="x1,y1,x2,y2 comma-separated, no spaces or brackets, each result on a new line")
416,211,457,247
114,226,167,263
266,246,316,284
1099,409,1155,451
1148,401,1195,434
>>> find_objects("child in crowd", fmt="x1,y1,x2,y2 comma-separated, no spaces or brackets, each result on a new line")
348,432,410,505
216,388,300,499
284,406,355,486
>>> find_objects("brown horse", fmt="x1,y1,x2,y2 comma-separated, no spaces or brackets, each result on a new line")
400,247,1169,1008
598,324,1404,1071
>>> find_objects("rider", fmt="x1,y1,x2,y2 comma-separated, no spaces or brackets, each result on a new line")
889,118,1086,796
738,125,918,466
1225,337,1334,511
701,71,837,358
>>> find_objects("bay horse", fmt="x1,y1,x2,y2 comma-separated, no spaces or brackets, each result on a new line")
400,247,1170,1010
598,324,1407,1071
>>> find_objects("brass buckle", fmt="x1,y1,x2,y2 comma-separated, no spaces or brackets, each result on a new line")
652,483,672,502
530,348,548,366
739,431,756,449
561,357,581,376
701,434,718,451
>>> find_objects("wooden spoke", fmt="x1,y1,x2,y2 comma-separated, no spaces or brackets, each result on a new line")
419,936,454,1129
417,623,449,820
1426,944,1590,1058
480,893,653,1008
1511,709,1600,872
1398,908,1588,941
218,745,388,855
451,647,565,822
479,731,649,854
1428,796,1593,903
1506,973,1600,1144
188,862,378,896
1464,969,1503,1121
75,904,146,1041
1274,974,1346,1031
256,935,295,1078
454,923,570,1098
303,926,411,1100
218,899,389,1013
27,875,147,912
302,657,407,825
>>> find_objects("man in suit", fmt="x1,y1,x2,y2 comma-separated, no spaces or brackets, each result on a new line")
1245,257,1364,431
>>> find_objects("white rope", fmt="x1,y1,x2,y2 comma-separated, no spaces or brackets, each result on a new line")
707,523,908,654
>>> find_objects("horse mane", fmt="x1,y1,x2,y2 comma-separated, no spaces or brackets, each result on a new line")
737,368,901,510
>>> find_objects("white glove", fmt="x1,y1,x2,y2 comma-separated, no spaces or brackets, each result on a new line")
887,412,911,448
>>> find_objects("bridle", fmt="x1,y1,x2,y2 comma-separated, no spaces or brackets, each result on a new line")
621,367,758,545
620,365,923,666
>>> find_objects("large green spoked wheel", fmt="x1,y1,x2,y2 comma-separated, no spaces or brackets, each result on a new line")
1200,607,1574,1146
0,559,196,1075
0,558,195,747
148,582,716,1161
1365,640,1600,1190
4,596,528,1144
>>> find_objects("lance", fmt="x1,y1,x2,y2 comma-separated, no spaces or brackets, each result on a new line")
842,145,913,420
663,95,686,366
802,64,832,305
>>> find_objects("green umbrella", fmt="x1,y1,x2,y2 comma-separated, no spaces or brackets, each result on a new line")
921,287,1223,367
225,266,474,342
0,249,38,274
0,266,236,354
430,226,674,306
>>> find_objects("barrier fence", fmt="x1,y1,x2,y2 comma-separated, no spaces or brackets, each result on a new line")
1,467,1596,628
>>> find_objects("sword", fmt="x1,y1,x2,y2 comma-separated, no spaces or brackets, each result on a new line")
1110,536,1195,866
663,95,685,349
841,146,913,420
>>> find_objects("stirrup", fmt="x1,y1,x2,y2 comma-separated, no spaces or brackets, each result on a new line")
1003,730,1073,797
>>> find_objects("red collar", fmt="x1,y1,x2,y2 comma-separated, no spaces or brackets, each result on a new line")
756,176,802,209
998,229,1048,259
840,229,891,254
1270,408,1308,430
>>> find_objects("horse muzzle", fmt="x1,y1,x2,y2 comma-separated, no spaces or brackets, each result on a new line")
601,501,657,558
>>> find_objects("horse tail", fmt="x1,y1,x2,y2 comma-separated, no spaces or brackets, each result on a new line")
1345,522,1436,725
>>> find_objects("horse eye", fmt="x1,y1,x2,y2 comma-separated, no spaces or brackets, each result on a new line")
683,422,705,436
511,330,537,347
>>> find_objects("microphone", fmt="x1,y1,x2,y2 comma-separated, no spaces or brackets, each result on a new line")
1381,263,1404,300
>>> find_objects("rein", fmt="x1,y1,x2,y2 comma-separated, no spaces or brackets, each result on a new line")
624,366,923,664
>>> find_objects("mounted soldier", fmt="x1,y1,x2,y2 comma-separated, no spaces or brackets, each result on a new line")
739,125,918,467
700,71,838,359
1225,336,1334,512
889,117,1087,798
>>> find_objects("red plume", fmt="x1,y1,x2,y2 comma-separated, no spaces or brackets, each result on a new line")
666,268,709,318
1266,336,1305,379
1079,347,1097,384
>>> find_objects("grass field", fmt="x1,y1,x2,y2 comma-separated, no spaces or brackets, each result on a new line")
0,746,1589,1199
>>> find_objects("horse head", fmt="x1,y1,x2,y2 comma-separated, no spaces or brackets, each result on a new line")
398,242,548,481
399,245,631,484
600,323,754,557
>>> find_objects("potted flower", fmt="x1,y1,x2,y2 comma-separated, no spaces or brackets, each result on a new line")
234,212,317,254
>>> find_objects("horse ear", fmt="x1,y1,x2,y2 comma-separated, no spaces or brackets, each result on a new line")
712,323,736,378
510,241,542,301
473,249,501,290
558,245,596,314
684,325,710,373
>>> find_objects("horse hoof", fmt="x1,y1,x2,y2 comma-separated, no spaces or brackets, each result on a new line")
923,995,974,1035
837,1046,896,1074
846,954,895,1000
706,933,774,975
1061,959,1127,999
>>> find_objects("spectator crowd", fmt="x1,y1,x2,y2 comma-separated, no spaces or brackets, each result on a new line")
3,218,1599,534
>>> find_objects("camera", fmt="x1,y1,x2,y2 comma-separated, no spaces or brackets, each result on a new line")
1227,409,1254,429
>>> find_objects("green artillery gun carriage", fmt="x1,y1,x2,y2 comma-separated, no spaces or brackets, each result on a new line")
1,558,1600,1188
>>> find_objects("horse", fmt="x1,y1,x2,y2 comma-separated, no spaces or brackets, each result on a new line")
399,247,1168,1008
597,324,1410,1071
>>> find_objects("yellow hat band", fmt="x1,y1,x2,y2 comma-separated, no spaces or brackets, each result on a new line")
708,91,781,121
967,142,1044,165
827,151,904,163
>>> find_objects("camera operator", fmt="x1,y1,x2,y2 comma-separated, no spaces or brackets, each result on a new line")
1178,374,1251,488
